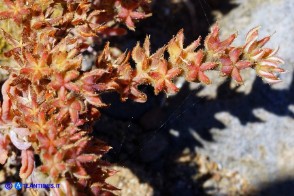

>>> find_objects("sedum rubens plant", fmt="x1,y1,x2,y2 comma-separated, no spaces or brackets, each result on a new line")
0,0,285,195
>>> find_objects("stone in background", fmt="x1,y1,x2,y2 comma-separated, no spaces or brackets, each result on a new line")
191,0,294,194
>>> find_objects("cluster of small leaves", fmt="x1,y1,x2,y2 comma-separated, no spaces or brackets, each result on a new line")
0,0,150,195
107,24,284,103
0,0,285,195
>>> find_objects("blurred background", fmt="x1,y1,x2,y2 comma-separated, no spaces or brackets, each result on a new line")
94,0,294,195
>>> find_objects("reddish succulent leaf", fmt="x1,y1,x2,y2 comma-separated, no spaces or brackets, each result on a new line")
1,75,15,122
255,64,285,84
129,84,147,103
243,28,285,83
76,154,99,163
20,149,34,179
115,1,149,30
52,89,86,123
220,47,252,83
21,51,51,83
149,60,181,94
168,29,201,66
51,40,83,73
131,37,154,80
0,0,31,24
243,26,270,61
36,121,66,154
39,151,66,179
50,70,80,92
84,94,107,108
182,50,217,84
0,134,9,164
204,24,237,55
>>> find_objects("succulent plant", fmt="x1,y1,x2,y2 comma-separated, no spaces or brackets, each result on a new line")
0,0,284,195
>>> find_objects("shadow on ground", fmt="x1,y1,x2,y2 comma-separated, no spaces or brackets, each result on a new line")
256,178,294,196
94,73,294,195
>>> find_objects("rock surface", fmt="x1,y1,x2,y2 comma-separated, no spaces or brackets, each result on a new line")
192,0,294,193
106,166,154,196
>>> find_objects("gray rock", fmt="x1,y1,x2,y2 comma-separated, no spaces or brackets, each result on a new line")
188,0,294,193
